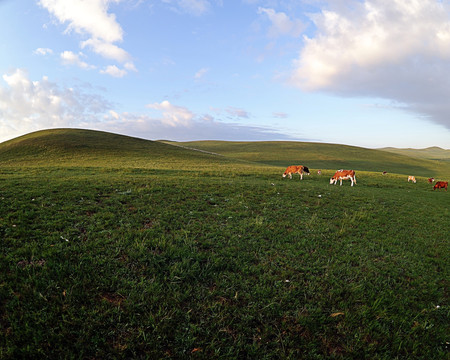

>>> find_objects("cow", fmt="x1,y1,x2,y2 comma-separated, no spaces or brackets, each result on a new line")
433,181,448,191
317,170,322,175
282,165,310,180
382,171,388,175
330,170,356,186
428,177,435,183
408,176,416,183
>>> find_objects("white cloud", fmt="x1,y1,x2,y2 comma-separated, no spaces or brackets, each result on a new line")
290,0,450,129
258,7,305,38
81,38,131,63
146,100,195,126
60,51,95,69
194,67,209,79
124,62,137,72
34,47,53,56
0,69,111,142
39,0,123,43
109,110,120,120
100,65,127,77
39,0,135,70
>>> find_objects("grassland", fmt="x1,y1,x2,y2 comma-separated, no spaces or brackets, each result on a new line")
171,140,450,179
1,129,449,359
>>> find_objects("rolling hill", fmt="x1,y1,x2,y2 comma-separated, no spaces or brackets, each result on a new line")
170,140,450,178
380,146,450,161
0,129,238,170
1,129,449,178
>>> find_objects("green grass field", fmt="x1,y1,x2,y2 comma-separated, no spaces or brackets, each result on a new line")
1,129,449,359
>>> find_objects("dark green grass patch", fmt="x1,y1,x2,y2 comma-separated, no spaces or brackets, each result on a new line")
0,167,448,359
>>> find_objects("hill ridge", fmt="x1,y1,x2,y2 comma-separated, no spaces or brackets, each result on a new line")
1,129,449,177
0,128,233,168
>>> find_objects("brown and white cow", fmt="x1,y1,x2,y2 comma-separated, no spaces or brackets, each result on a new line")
433,181,448,191
428,177,435,183
330,170,356,186
408,176,416,183
282,165,310,180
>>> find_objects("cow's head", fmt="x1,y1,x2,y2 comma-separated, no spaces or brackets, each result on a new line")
303,166,310,175
329,177,336,185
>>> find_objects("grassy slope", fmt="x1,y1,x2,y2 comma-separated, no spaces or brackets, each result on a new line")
170,141,450,179
0,129,448,358
2,129,449,178
0,129,246,171
0,129,211,167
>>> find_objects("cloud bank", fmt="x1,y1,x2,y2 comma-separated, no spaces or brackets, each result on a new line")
0,70,294,143
0,69,112,141
101,103,293,141
291,0,450,129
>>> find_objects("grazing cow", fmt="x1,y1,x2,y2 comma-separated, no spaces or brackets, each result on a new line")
282,165,310,180
330,170,356,186
433,181,448,191
317,170,322,175
382,171,388,175
408,176,416,183
428,177,435,183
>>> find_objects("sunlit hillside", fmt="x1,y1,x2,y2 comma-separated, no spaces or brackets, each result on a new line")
0,129,240,170
171,140,450,178
1,129,449,178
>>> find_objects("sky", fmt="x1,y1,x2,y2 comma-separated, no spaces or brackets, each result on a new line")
1,0,450,149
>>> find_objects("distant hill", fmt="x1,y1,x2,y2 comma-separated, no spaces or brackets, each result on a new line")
380,146,450,161
172,140,450,178
1,129,449,178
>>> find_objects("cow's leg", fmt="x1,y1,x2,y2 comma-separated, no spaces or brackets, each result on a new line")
300,172,303,180
350,178,354,186
340,179,343,186
289,173,292,179
353,176,356,184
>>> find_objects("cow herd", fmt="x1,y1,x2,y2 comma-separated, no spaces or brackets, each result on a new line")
283,165,448,191
407,175,447,191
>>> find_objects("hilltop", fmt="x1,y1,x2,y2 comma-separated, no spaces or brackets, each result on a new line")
0,129,237,170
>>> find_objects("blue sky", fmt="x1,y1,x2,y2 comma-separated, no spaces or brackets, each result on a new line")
1,0,450,149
